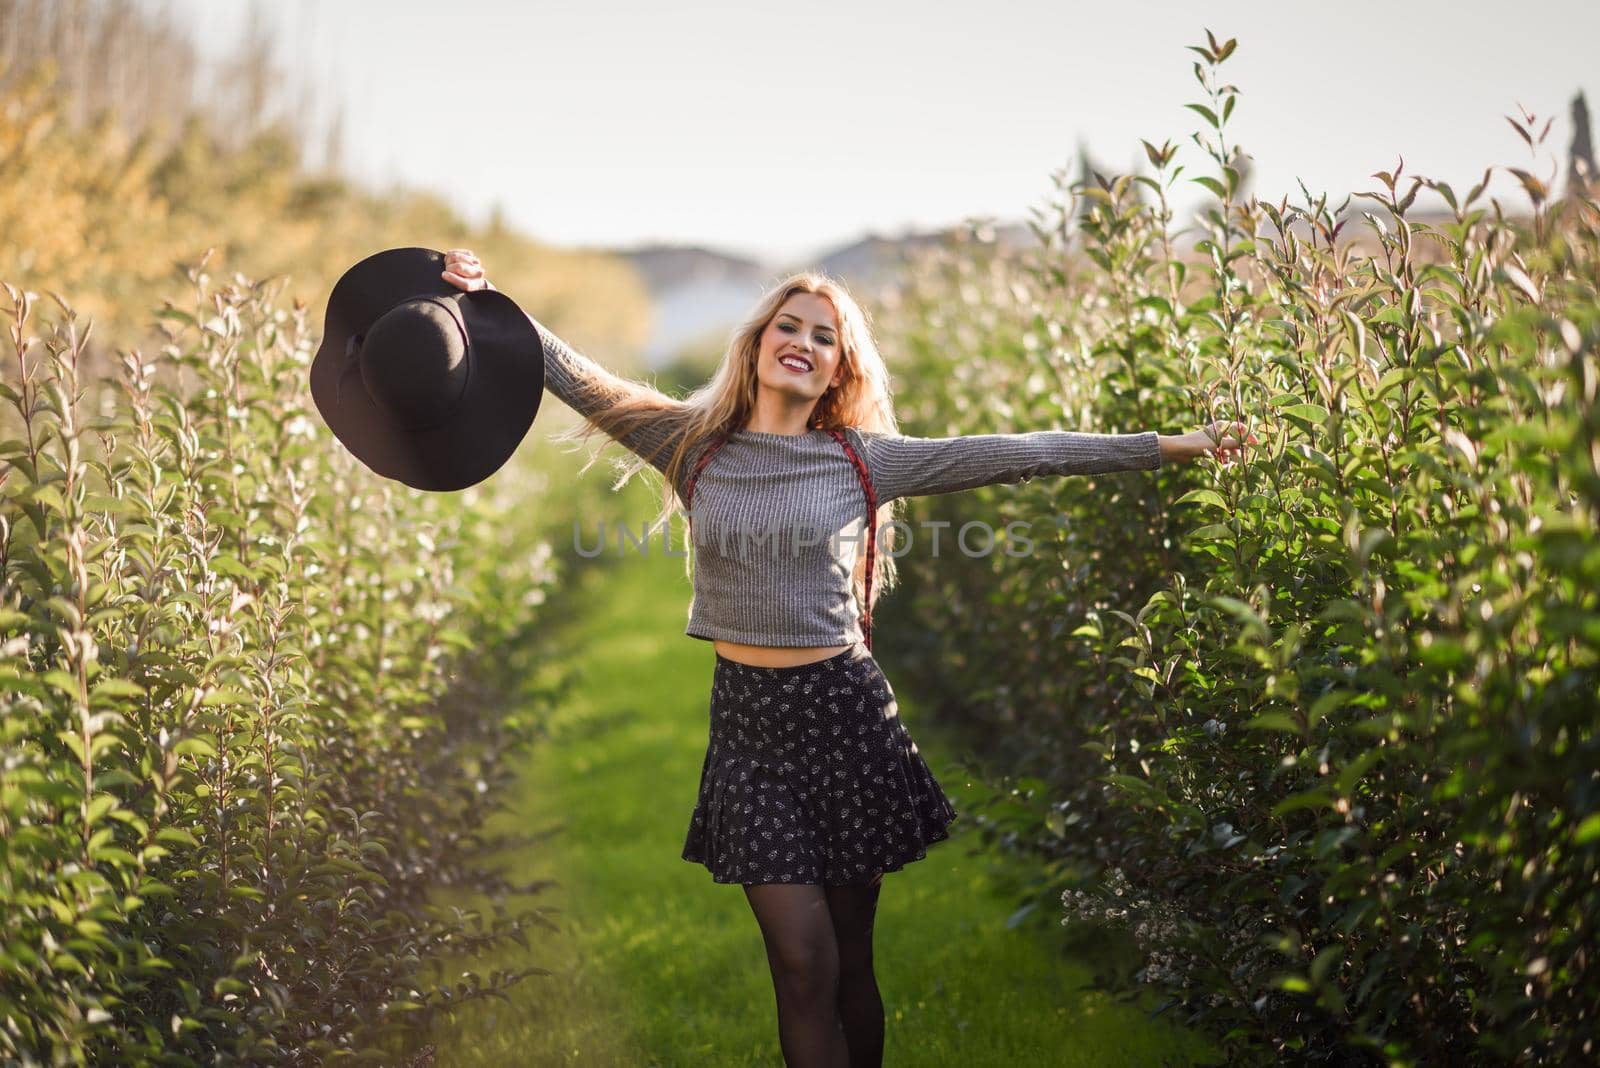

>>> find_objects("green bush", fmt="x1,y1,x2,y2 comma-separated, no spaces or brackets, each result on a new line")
0,266,570,1064
874,32,1599,1066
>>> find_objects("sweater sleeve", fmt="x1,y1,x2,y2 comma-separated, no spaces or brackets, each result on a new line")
853,427,1162,502
532,315,685,475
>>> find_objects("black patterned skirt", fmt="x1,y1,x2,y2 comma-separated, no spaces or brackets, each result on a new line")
680,642,959,886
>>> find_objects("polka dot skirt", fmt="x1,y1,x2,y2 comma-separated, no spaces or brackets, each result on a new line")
681,643,959,886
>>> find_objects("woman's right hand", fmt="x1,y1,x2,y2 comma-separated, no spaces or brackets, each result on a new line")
442,248,495,292
1159,420,1261,466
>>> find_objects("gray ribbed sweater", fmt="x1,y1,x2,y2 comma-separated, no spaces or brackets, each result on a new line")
536,318,1164,647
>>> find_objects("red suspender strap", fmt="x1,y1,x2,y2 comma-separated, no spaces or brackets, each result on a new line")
682,432,728,514
682,428,879,652
825,428,878,652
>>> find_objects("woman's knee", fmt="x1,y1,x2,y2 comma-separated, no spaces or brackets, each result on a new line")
767,934,839,1002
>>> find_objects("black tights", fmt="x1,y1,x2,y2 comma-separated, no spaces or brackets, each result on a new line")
743,874,885,1068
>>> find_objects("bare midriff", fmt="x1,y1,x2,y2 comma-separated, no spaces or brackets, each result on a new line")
713,639,855,667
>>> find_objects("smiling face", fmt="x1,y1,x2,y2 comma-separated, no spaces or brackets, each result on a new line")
754,291,845,407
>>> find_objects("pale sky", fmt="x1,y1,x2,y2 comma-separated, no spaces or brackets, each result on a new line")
143,0,1599,265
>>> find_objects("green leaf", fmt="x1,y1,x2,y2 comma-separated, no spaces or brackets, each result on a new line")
32,484,67,515
1175,488,1229,511
1187,523,1235,540
82,493,142,516
1273,788,1336,817
0,669,45,697
91,678,147,702
210,555,256,580
1335,748,1385,794
88,844,139,866
58,730,87,763
1280,403,1329,424
1307,690,1354,727
172,736,217,759
84,794,119,826
43,669,83,699
200,687,255,706
382,1000,428,1014
1208,596,1266,636
155,827,201,849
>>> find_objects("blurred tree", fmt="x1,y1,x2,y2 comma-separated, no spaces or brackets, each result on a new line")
1569,89,1594,196
0,0,653,378
1073,137,1114,227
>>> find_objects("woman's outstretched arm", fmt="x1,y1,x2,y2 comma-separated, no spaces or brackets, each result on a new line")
851,421,1254,502
443,249,684,473
531,320,685,471
852,427,1163,502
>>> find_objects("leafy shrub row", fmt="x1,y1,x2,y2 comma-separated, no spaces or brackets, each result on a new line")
0,266,572,1064
873,34,1598,1066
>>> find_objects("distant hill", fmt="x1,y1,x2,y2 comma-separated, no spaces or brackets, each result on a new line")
613,244,771,367
622,244,767,293
614,223,1039,367
812,222,1038,293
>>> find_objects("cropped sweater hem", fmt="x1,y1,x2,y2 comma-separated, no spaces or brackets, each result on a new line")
685,623,867,647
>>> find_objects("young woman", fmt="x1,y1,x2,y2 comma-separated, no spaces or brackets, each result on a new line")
441,248,1256,1067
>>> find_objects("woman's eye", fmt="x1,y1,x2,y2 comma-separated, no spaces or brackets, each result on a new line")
775,322,834,345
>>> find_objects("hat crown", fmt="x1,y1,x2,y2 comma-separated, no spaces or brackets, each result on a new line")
360,297,471,430
311,247,546,492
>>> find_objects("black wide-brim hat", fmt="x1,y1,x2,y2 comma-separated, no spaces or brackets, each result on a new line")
310,246,545,492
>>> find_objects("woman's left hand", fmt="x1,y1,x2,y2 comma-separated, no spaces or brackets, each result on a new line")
1160,420,1261,466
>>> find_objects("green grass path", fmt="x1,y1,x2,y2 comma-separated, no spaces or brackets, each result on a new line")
429,546,1215,1066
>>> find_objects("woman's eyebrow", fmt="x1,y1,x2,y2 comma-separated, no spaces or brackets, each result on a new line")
776,313,837,331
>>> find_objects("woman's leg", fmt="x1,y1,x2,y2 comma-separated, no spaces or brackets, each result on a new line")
826,872,885,1068
743,883,851,1067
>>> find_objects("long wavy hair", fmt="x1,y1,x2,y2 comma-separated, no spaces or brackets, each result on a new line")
550,271,909,611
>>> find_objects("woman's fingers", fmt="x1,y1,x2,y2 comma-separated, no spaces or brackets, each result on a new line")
440,245,490,292
440,269,484,292
1213,420,1260,451
443,251,481,280
1175,419,1265,465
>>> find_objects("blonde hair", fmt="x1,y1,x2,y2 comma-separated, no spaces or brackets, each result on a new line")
552,270,908,610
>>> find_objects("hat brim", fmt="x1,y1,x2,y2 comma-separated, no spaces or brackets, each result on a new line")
310,247,546,492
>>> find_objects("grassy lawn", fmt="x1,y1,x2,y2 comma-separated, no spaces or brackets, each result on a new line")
427,538,1217,1066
